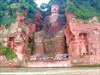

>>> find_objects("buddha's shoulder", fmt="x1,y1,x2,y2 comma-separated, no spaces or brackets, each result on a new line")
58,14,66,21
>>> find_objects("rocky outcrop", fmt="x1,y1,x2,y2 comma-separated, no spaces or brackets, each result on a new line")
64,14,100,65
0,12,30,66
0,9,43,67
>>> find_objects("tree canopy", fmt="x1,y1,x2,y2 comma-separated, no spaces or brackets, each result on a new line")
0,0,100,27
0,0,38,27
66,0,100,21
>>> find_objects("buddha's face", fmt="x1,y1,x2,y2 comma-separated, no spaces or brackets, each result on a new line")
51,5,59,13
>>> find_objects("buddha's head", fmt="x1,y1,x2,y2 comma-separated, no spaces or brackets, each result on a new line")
51,5,59,13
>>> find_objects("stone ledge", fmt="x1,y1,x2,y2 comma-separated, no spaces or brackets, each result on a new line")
27,60,72,67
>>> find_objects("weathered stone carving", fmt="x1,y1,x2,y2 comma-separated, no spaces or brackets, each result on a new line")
34,5,67,58
43,5,66,37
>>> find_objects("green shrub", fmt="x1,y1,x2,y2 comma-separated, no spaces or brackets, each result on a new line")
1,15,16,28
75,5,97,19
6,53,17,60
65,2,77,13
0,45,17,60
97,14,100,22
28,44,34,55
28,32,34,55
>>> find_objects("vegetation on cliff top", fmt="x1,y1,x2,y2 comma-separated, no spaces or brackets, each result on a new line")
40,0,100,21
66,0,100,21
0,0,100,27
0,0,38,27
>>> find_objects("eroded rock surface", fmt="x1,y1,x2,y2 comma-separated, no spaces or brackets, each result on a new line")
64,15,100,65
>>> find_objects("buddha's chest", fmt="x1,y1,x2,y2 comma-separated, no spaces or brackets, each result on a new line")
49,14,59,23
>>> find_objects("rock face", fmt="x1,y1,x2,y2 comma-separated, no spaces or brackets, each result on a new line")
28,23,36,38
64,14,100,65
34,30,45,57
0,11,30,67
0,9,42,67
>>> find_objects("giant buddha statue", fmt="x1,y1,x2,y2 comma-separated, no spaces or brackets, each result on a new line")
43,5,66,37
33,5,67,58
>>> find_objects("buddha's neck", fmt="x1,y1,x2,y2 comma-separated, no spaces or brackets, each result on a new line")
50,13,59,23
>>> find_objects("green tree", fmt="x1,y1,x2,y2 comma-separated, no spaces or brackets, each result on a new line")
0,0,38,27
40,3,47,11
66,0,100,20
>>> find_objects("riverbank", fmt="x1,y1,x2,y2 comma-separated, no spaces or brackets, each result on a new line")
0,67,100,75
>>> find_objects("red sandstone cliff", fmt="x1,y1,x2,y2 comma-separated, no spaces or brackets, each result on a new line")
64,13,100,65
